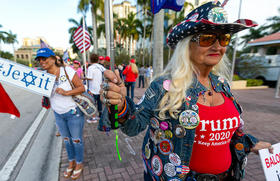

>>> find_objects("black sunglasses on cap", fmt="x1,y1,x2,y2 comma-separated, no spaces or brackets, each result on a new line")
191,33,231,47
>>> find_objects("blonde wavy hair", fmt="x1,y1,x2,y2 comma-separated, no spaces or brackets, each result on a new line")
157,37,231,120
130,62,139,74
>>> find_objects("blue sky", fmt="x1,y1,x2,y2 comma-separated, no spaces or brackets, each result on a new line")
0,0,279,53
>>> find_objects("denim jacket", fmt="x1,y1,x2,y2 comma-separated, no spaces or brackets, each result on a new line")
99,72,258,181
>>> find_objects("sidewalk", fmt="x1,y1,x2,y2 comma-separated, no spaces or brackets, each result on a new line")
59,87,280,181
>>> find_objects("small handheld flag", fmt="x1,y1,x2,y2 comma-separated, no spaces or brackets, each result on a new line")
0,83,20,118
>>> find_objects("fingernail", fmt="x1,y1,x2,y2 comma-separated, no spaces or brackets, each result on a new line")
113,78,118,83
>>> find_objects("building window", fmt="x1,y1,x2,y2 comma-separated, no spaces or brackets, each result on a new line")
26,55,29,59
16,55,20,59
21,54,24,59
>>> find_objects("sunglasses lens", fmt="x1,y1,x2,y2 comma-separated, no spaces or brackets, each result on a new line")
199,34,217,47
219,33,231,47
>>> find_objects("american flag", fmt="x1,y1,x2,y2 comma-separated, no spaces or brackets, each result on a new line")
62,50,69,63
73,25,91,53
40,39,49,48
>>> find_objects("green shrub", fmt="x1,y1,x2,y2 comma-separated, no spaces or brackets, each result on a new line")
246,79,263,86
233,75,242,81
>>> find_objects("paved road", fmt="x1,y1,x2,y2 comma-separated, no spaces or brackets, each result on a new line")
0,83,41,170
59,87,280,181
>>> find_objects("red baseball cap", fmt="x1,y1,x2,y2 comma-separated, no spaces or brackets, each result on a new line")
130,59,136,63
99,56,104,60
105,56,110,62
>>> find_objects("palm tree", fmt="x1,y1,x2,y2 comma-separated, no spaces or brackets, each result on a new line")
5,30,18,62
137,0,150,65
263,8,280,34
121,12,142,57
0,24,8,50
78,0,104,54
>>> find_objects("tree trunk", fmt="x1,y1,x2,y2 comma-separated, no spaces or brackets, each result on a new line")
129,36,132,57
91,4,98,54
152,10,164,77
13,44,16,62
141,8,147,66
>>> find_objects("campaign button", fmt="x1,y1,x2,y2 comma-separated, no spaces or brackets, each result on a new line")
179,110,200,129
164,130,173,139
164,163,176,177
151,117,160,129
160,121,169,130
144,143,151,159
151,155,163,176
158,139,173,155
192,104,198,111
176,165,190,175
174,125,186,138
235,143,244,150
155,129,165,140
169,153,181,166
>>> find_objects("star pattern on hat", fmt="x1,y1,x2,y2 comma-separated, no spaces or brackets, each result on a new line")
21,71,37,87
166,1,257,48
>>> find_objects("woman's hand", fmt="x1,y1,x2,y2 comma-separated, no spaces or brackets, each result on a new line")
55,88,68,96
251,141,274,154
100,70,126,112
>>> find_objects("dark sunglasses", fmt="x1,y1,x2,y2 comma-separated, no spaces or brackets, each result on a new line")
191,33,231,47
37,57,47,62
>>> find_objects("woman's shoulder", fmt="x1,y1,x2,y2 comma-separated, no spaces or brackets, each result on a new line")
64,66,76,74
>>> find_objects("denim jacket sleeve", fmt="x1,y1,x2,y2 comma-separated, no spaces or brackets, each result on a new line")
98,78,166,136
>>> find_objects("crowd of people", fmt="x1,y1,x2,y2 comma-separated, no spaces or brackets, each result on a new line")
36,47,153,179
34,2,274,181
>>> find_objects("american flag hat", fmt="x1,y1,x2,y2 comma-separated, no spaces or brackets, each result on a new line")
166,1,258,48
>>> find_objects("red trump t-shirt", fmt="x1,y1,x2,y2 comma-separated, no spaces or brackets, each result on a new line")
189,93,240,174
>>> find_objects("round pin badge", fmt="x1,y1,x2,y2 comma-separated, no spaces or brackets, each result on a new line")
175,165,190,175
151,118,160,129
174,125,186,138
164,163,177,177
191,104,198,111
151,155,163,176
158,139,174,155
179,110,200,129
160,121,169,130
163,80,171,91
235,143,244,151
164,130,173,139
144,143,151,159
169,153,181,166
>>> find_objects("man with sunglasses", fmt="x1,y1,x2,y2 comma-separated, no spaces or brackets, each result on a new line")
99,1,273,181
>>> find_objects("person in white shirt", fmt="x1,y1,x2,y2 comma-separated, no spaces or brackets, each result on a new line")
86,53,106,123
36,48,85,179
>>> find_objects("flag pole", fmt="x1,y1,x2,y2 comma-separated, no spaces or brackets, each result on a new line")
230,0,242,82
109,0,115,68
82,15,88,87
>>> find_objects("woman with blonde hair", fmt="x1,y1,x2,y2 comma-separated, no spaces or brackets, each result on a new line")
122,59,138,100
99,2,273,180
